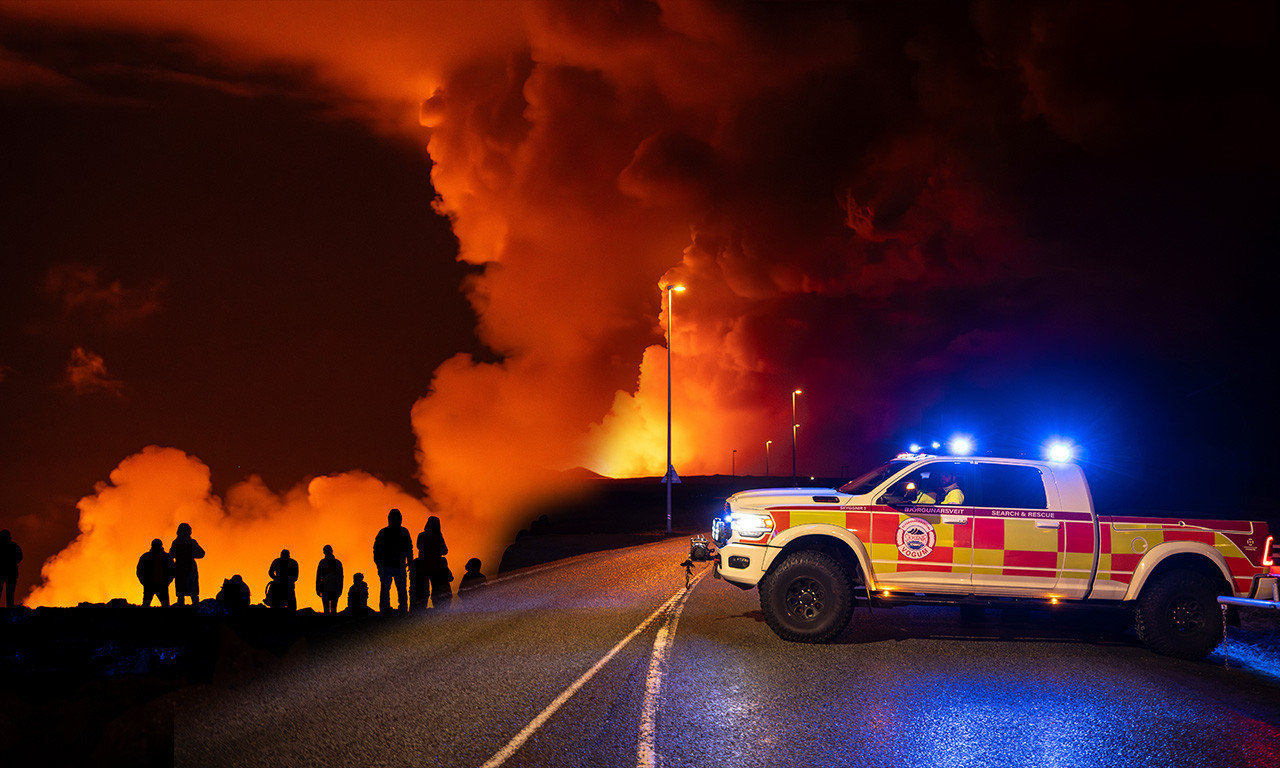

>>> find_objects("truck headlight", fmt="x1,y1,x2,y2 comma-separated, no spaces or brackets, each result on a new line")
728,512,774,540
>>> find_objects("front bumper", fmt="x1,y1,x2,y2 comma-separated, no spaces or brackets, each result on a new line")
713,542,769,588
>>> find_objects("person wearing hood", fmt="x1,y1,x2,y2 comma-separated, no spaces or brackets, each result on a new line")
170,522,206,606
137,538,175,607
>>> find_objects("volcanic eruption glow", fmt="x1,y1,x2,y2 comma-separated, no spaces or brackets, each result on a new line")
3,1,1273,606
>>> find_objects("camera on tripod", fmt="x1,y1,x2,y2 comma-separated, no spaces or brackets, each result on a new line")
688,535,714,562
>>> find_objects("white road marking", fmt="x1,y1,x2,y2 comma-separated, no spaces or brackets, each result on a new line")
637,569,707,768
478,567,709,768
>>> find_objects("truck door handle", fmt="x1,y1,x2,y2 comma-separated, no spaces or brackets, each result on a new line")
940,515,968,525
1034,520,1060,529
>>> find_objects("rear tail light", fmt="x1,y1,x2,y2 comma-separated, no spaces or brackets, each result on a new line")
1264,535,1275,568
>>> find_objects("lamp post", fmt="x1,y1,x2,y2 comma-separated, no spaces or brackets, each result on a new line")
732,449,737,477
663,284,685,534
791,389,802,485
765,440,772,477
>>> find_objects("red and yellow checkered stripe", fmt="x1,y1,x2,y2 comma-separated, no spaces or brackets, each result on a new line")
1094,521,1259,593
971,517,1059,578
766,507,1264,593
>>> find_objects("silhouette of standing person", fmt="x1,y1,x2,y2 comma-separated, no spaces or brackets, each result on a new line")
0,530,23,609
347,573,369,614
136,538,175,607
373,508,412,612
170,522,205,606
269,549,299,612
315,544,344,614
417,516,452,610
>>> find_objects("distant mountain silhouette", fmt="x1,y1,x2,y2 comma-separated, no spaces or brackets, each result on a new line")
559,466,607,480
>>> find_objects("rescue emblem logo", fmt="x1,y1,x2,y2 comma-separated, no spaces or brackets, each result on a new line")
896,517,936,559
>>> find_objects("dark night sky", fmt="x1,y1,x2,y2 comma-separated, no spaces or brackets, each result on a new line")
1,1,1278,605
1,17,484,593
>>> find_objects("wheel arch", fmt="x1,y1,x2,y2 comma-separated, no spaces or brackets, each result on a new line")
763,524,873,588
1124,542,1234,601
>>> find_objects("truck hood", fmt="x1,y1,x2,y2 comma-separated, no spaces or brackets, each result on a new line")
727,486,864,509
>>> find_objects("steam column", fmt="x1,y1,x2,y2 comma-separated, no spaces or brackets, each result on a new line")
664,284,685,534
791,389,802,486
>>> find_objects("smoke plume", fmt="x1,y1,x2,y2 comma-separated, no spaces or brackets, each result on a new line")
7,1,1272,604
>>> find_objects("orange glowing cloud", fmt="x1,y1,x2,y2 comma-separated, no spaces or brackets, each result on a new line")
25,446,493,611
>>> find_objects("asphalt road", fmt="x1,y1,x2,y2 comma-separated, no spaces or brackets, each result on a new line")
175,537,1280,768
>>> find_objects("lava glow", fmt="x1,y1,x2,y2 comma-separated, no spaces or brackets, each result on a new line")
27,447,467,612
5,1,1271,605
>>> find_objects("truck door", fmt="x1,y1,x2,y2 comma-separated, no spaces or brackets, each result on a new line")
868,460,975,593
969,462,1064,596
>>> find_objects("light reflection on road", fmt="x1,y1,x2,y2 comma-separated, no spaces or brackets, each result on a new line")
676,597,1280,768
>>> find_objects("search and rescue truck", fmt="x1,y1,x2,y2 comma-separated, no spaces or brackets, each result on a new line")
710,454,1277,659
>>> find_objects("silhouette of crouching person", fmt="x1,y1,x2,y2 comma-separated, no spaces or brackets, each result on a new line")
458,558,486,597
137,539,175,607
347,573,369,614
216,574,251,613
268,549,299,612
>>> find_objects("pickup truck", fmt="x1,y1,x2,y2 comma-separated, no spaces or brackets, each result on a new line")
710,454,1277,659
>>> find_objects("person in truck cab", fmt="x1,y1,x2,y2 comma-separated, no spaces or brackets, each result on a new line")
939,473,964,504
909,481,937,504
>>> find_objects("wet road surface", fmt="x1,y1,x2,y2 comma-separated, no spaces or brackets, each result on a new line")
176,537,1280,767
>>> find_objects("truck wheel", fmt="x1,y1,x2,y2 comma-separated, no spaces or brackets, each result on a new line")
759,550,854,644
1134,570,1223,660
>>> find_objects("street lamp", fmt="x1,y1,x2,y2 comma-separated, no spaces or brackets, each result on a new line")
663,284,685,534
732,449,737,477
791,389,802,485
765,440,772,477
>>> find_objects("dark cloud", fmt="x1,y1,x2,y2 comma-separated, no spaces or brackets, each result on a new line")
42,263,164,332
62,346,125,397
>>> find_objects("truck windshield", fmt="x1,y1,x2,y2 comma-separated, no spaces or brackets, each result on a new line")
838,460,913,495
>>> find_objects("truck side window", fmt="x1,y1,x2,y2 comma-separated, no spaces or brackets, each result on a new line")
895,462,970,505
979,464,1047,510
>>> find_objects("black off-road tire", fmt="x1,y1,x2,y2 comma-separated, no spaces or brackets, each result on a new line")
1134,570,1224,660
759,550,854,643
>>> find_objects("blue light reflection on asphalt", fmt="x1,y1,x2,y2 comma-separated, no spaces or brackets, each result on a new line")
683,640,1280,768
859,664,1280,768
